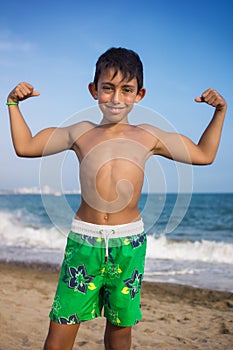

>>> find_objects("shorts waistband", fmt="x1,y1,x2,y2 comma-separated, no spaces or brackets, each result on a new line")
71,218,144,238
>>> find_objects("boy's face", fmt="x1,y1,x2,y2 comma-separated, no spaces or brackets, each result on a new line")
89,68,146,124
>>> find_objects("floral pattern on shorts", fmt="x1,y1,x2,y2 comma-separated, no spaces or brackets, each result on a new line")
121,269,143,299
67,264,96,294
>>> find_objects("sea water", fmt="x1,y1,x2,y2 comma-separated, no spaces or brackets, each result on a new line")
0,193,232,292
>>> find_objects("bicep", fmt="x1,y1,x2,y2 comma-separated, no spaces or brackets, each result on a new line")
155,132,207,165
25,127,71,157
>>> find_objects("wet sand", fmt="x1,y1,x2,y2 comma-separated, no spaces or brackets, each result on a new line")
0,262,233,349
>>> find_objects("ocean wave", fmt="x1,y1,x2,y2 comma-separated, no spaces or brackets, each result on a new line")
0,211,67,250
146,234,233,264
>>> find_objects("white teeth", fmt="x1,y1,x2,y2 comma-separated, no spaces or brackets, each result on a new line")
108,106,124,114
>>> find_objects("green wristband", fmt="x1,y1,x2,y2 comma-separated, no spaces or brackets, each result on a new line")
6,101,18,106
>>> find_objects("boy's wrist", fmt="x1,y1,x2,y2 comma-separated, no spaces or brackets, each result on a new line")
7,93,19,104
216,103,227,113
6,100,19,106
6,95,19,106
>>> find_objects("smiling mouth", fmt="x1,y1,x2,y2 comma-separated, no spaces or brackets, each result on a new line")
106,105,126,114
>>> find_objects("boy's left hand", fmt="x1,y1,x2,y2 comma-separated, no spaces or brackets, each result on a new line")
195,88,227,111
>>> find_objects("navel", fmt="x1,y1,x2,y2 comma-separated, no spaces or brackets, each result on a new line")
104,214,109,221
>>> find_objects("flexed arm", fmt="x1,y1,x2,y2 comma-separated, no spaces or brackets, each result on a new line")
154,88,227,165
192,88,227,163
7,82,72,157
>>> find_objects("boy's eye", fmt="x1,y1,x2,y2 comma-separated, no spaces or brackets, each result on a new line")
101,85,135,94
102,86,113,91
122,87,134,93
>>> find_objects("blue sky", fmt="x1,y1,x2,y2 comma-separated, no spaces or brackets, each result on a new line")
0,0,232,193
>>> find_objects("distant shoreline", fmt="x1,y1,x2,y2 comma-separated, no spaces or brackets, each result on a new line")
1,191,233,195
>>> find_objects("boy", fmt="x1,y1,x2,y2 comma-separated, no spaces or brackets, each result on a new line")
7,47,226,350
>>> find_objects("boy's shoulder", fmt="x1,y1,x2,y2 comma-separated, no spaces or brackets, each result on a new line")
68,120,97,141
137,123,163,135
69,120,97,131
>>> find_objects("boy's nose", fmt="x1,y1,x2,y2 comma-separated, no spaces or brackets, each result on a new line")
112,90,120,104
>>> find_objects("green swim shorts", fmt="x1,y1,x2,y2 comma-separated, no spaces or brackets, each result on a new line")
49,219,147,327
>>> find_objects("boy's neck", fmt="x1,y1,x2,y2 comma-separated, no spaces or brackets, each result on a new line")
100,116,129,127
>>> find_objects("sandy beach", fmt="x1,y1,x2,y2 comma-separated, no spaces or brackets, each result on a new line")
0,262,232,350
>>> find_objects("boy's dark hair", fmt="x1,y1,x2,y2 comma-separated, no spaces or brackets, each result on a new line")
93,47,143,92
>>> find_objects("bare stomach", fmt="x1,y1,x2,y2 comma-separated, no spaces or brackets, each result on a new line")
77,158,144,225
75,200,141,225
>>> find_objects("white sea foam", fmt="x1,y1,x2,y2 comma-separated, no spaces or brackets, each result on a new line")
146,234,233,264
0,211,67,250
144,268,199,276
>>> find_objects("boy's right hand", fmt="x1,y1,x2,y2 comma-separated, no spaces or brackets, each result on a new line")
7,82,40,103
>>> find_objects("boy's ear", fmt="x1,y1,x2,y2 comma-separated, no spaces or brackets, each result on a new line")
88,83,98,100
135,88,146,103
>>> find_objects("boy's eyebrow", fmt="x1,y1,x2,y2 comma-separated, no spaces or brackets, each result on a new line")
100,81,136,88
100,82,115,86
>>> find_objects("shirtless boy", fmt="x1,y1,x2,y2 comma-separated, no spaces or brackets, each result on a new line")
7,47,227,350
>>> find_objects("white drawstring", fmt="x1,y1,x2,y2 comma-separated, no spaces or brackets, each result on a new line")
99,229,116,262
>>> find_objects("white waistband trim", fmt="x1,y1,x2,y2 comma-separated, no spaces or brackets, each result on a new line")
71,218,144,238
